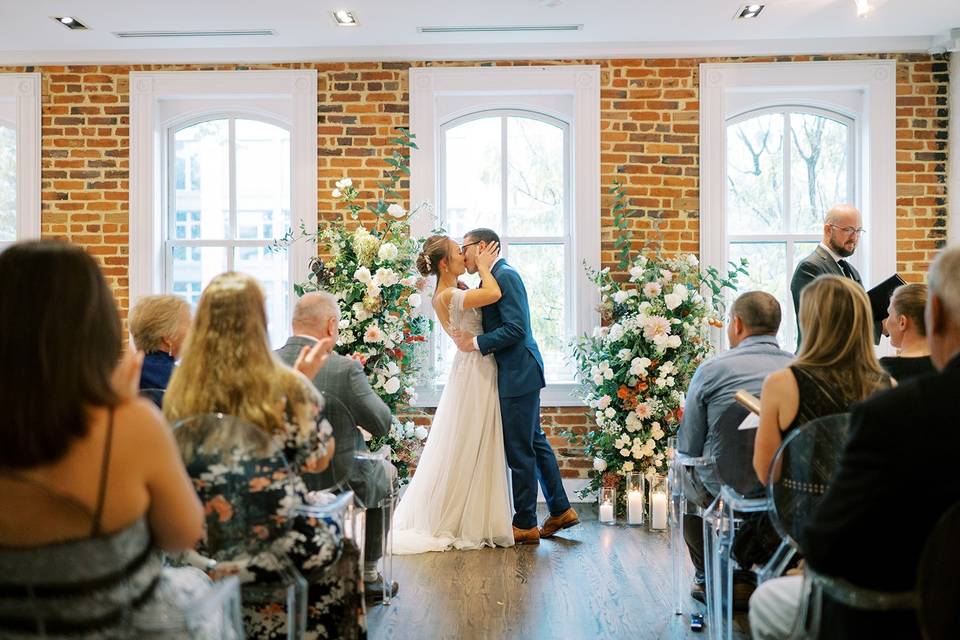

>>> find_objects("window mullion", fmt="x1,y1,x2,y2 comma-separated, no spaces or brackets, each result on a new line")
227,117,237,271
501,116,508,260
783,111,792,236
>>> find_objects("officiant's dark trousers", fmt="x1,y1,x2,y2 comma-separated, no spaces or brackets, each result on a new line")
501,389,571,530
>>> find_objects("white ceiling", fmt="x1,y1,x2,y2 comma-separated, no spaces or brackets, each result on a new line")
2,0,958,64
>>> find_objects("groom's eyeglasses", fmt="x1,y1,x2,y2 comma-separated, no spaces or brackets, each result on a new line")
460,241,481,253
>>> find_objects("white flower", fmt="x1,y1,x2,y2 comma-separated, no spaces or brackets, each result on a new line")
651,423,665,440
643,316,671,339
338,319,350,329
672,284,689,301
404,293,421,309
607,324,625,342
687,254,699,267
597,395,612,410
667,335,682,348
643,282,662,298
620,448,631,457
614,437,626,449
613,290,633,304
387,203,406,218
638,301,652,313
354,266,372,284
629,266,645,282
414,425,429,441
385,361,401,377
332,188,342,198
378,242,399,261
335,178,353,189
604,407,616,419
622,461,635,472
373,267,399,287
664,293,683,311
660,269,674,283
383,377,401,394
617,348,633,362
352,302,370,322
593,457,607,472
363,326,383,343
629,356,652,377
592,372,604,385
401,275,418,288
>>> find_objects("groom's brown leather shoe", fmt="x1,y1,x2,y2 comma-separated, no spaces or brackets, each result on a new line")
513,525,540,545
539,507,580,538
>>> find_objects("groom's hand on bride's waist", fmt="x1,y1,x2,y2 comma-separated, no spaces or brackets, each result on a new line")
452,330,478,353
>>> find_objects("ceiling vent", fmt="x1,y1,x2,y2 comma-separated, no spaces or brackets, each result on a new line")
113,29,276,39
418,24,582,34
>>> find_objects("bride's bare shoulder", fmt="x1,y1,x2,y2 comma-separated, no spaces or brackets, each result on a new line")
433,286,455,308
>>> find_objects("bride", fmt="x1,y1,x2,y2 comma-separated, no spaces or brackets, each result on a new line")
391,235,514,554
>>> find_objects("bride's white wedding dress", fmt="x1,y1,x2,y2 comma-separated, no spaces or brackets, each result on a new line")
392,288,514,554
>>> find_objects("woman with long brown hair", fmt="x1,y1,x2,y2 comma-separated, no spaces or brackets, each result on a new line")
164,272,361,639
753,275,892,483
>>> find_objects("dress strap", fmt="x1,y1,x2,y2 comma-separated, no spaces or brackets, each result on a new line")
91,407,116,536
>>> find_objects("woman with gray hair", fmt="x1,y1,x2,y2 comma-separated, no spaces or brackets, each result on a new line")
129,295,191,402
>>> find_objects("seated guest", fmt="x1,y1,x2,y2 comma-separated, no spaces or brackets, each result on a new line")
678,291,793,606
0,241,208,634
880,283,936,381
276,291,398,604
750,247,960,640
128,294,191,406
754,275,891,485
163,272,365,640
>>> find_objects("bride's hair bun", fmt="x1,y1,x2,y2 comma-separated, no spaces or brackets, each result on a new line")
417,235,448,277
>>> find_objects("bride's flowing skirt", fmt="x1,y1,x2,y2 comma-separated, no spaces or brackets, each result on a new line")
392,351,514,554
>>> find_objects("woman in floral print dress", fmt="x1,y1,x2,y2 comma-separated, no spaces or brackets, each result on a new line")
164,271,365,639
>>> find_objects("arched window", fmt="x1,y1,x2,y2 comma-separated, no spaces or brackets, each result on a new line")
725,107,854,350
0,122,15,245
166,116,291,346
437,110,573,382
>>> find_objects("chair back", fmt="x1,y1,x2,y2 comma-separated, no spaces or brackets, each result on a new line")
917,501,960,640
712,402,763,497
303,391,358,492
173,413,296,562
139,388,165,408
766,412,850,548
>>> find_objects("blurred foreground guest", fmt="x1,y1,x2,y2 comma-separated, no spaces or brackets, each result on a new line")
0,240,208,636
880,283,935,381
165,272,365,639
129,294,191,406
751,248,960,639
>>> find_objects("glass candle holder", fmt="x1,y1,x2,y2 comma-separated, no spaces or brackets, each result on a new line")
649,474,669,531
666,435,678,462
625,473,646,526
598,486,616,525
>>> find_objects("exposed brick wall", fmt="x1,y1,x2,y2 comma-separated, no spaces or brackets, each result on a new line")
1,52,949,478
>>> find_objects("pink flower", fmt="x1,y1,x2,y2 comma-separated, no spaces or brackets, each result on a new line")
635,402,653,420
363,326,383,343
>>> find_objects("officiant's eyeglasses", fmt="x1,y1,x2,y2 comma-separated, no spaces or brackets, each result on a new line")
829,224,866,237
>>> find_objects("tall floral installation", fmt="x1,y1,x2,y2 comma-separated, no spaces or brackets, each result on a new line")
275,129,430,482
569,182,747,513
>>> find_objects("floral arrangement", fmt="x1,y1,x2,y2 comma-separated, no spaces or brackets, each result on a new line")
275,129,431,482
569,183,747,510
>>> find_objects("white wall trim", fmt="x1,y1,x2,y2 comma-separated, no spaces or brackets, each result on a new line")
409,65,600,407
950,53,959,247
0,35,938,66
700,60,897,325
0,73,41,241
128,70,317,309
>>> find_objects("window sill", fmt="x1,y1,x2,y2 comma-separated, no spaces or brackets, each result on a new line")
411,382,586,409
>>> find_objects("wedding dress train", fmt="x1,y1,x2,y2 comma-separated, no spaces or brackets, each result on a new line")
392,288,514,554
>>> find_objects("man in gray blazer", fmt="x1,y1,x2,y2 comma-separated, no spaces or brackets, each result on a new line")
276,291,398,603
790,203,865,348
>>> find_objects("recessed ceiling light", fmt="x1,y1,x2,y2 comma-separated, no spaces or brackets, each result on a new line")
735,4,764,19
854,0,871,17
54,16,88,30
332,10,358,26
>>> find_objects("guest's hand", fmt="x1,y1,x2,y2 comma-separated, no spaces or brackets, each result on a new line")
112,347,145,402
294,337,335,379
454,331,478,353
456,279,469,291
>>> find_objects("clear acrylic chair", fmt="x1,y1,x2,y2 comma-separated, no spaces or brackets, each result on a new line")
791,500,960,640
133,575,244,639
703,412,850,640
173,413,310,640
669,445,715,615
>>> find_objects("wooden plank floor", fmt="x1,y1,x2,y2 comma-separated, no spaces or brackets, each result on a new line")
368,504,749,640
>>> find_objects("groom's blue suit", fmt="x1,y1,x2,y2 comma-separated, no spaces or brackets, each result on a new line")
477,259,571,530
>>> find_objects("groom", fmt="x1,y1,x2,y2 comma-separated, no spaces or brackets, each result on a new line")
454,228,579,544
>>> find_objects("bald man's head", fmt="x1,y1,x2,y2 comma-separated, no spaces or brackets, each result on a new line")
823,203,863,258
292,291,340,340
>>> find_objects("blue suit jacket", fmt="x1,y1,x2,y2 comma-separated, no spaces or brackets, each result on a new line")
476,260,546,399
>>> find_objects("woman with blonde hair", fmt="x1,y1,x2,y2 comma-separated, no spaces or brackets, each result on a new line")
163,272,360,639
753,275,892,483
129,294,191,404
880,283,936,381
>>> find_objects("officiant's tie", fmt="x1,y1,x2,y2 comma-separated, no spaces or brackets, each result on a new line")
838,259,854,280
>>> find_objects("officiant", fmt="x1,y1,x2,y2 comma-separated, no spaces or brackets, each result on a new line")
790,204,866,347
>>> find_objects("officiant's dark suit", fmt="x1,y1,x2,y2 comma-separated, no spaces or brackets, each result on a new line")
800,353,960,639
791,245,862,344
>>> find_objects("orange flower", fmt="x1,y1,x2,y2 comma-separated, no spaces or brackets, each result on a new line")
205,495,233,523
248,477,271,492
617,385,630,399
636,381,649,392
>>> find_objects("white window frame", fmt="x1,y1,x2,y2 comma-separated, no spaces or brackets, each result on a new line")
409,65,601,407
700,60,896,349
129,70,317,323
0,73,41,245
